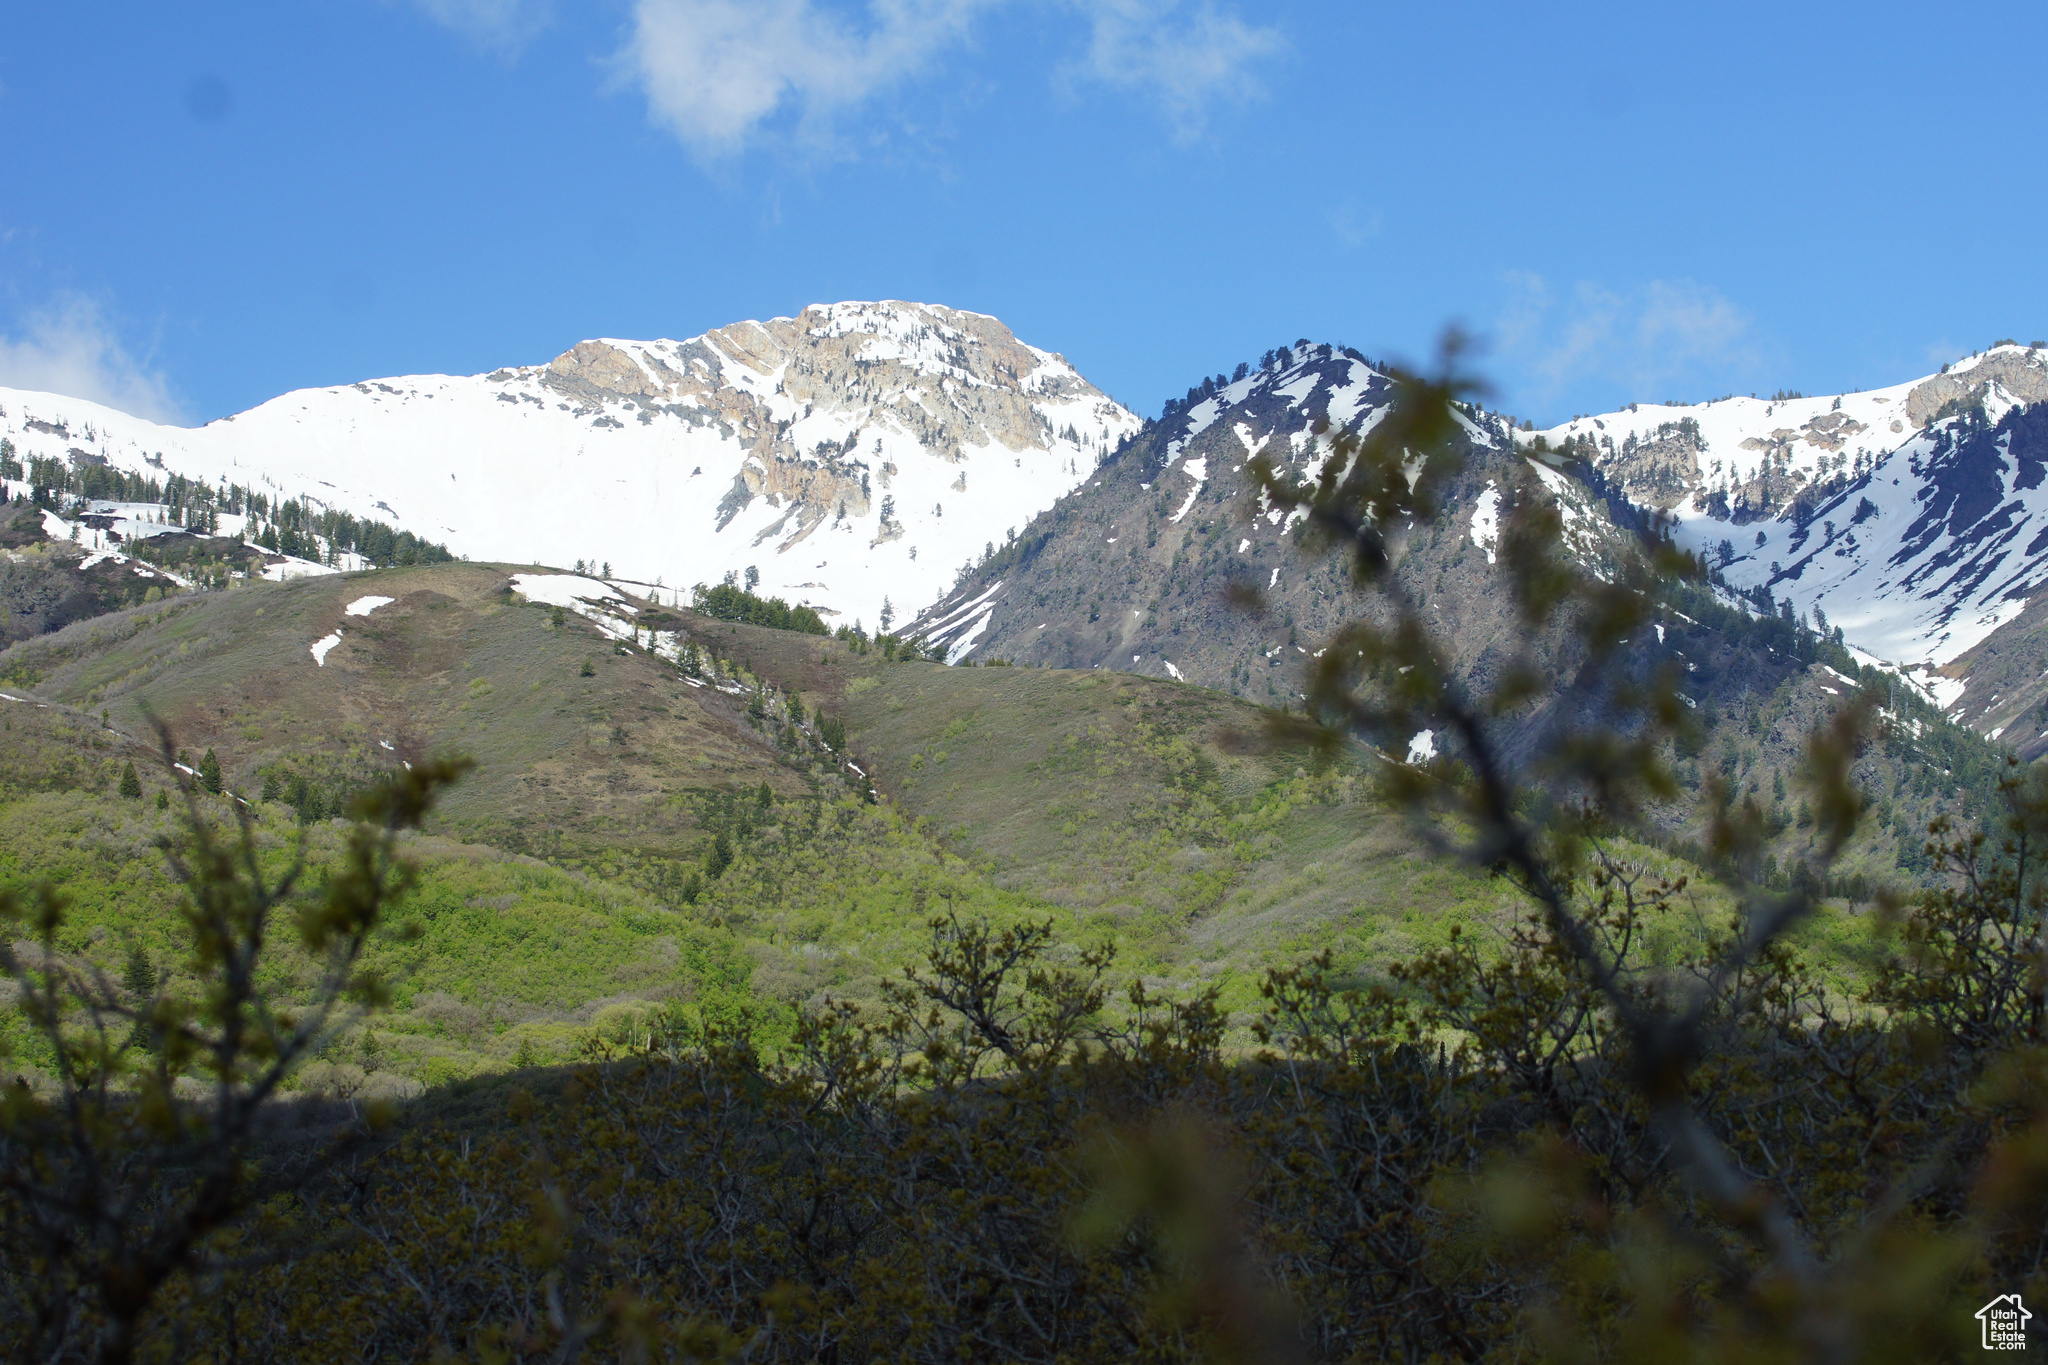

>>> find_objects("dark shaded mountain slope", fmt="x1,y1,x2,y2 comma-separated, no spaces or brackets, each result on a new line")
0,499,195,647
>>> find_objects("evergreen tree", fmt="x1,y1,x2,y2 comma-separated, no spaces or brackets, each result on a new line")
118,761,142,800
120,943,156,998
704,831,733,880
579,656,596,678
198,749,223,795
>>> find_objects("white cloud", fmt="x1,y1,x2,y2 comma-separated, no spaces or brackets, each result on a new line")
1496,273,1760,407
1063,0,1283,138
407,0,555,51
0,297,183,424
624,0,997,155
618,0,1282,155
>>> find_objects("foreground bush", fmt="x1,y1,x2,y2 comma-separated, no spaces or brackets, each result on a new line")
98,850,2046,1363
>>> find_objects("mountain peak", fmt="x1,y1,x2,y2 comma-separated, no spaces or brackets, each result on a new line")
1519,344,2048,736
0,303,1142,627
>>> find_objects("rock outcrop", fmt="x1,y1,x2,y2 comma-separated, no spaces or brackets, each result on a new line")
537,303,1127,555
1905,348,2048,427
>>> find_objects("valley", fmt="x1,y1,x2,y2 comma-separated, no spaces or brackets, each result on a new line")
2,305,2030,1092
0,556,1554,1088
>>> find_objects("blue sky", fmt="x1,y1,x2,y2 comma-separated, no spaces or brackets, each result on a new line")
1,1,2043,428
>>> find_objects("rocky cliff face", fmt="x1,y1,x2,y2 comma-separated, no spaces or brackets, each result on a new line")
1903,350,2048,427
1603,418,1705,510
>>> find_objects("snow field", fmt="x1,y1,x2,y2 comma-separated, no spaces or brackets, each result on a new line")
0,303,1140,637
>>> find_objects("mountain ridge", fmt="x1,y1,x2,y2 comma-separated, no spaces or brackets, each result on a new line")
0,301,1140,631
1533,342,2048,749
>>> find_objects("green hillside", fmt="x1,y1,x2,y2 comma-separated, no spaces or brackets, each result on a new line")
0,563,1587,1086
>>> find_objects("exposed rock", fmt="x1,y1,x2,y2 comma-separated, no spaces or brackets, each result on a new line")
1797,410,1867,450
1606,418,1704,509
1905,349,2048,427
546,342,667,404
534,303,1122,558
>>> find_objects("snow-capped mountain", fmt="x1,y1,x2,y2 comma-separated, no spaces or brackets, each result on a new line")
1537,344,2048,715
0,301,1140,627
908,341,1619,681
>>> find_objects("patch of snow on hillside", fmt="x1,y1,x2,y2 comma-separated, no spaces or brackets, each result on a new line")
263,557,339,582
1179,397,1223,442
1168,458,1207,524
1164,660,1185,681
1526,459,1586,523
1452,409,1497,447
1274,368,1320,405
1406,730,1437,763
1469,483,1501,564
1920,674,1967,710
310,632,342,666
1324,363,1379,426
509,574,624,608
345,595,395,617
943,608,998,664
920,579,1008,663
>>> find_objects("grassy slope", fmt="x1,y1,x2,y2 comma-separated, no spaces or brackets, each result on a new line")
720,620,1731,1011
0,562,816,860
0,694,758,1089
0,566,1895,1091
